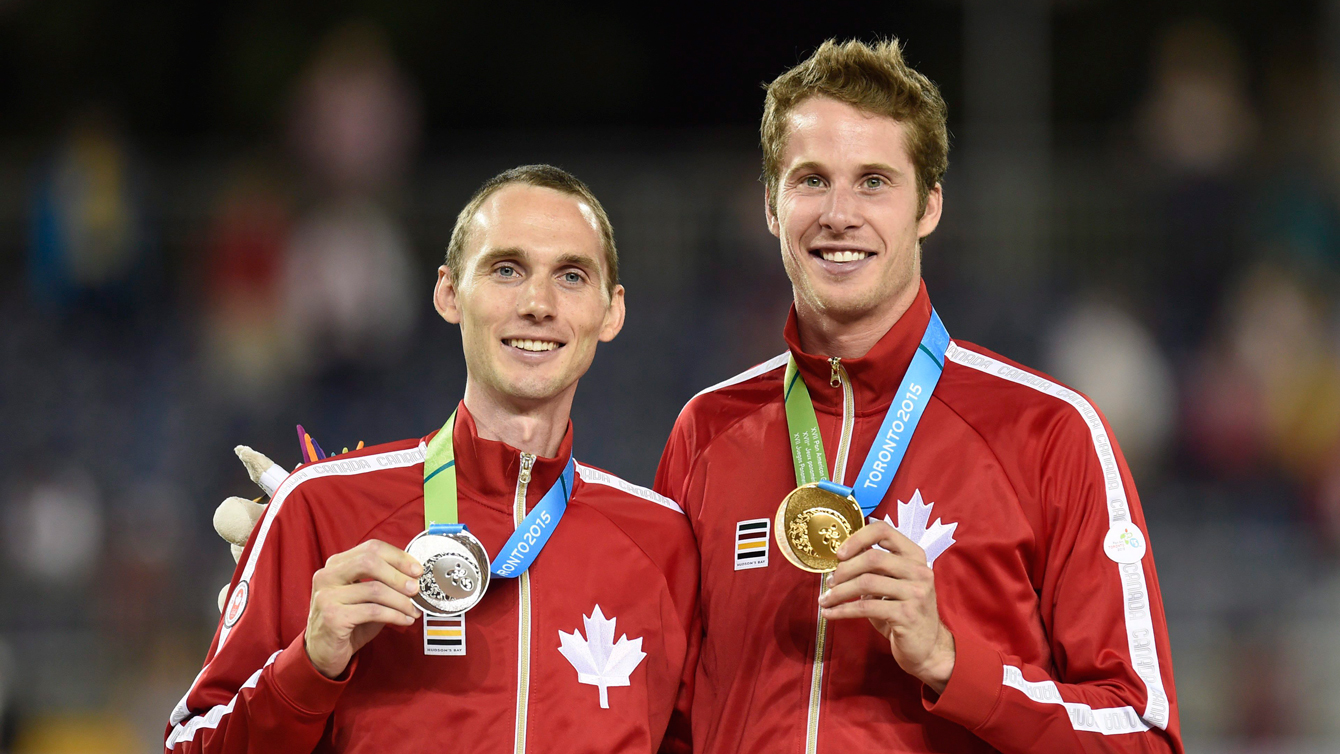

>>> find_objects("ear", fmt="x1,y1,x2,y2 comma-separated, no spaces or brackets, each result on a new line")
765,186,781,239
433,265,463,324
916,183,943,239
598,284,626,343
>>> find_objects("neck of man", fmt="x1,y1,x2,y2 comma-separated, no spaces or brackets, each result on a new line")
462,378,575,459
795,275,921,360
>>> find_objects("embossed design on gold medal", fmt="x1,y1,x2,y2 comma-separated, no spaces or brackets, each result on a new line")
787,509,852,559
774,483,864,573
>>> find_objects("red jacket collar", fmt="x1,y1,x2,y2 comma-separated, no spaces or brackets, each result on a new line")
782,279,933,415
423,401,574,515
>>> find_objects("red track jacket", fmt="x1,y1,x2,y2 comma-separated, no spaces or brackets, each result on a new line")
655,282,1182,754
167,404,699,754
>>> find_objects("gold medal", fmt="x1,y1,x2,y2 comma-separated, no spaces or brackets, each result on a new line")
773,483,864,573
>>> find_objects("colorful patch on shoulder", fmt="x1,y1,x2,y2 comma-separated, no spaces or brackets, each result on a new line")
223,580,249,628
1103,522,1147,564
734,518,770,570
424,614,465,656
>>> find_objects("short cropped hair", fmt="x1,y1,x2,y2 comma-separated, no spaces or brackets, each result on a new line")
761,38,949,217
445,164,618,295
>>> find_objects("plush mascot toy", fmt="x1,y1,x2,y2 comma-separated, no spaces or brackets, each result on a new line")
213,427,359,611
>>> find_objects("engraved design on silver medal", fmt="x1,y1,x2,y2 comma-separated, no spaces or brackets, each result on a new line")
419,553,479,601
406,530,491,616
444,561,475,593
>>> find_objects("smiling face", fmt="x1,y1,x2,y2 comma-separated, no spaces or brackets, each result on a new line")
434,183,625,408
766,96,942,334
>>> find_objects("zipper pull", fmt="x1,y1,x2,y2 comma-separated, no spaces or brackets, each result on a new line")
829,357,842,388
518,452,536,484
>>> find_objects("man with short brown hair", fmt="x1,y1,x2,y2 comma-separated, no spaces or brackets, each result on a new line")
445,164,620,298
656,38,1183,753
168,165,699,754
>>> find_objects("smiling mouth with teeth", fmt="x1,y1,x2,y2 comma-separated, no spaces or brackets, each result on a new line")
815,249,872,263
503,338,563,352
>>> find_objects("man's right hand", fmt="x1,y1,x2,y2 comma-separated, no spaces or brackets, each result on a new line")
305,540,424,679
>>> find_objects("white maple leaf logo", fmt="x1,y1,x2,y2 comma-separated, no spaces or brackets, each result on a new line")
873,489,958,568
557,605,646,709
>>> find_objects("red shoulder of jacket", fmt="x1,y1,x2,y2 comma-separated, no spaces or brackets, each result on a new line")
937,339,1109,467
572,462,698,598
573,462,690,534
266,436,426,536
670,351,790,453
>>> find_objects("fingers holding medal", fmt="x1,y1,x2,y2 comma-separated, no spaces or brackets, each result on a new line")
306,539,425,679
816,519,956,693
822,521,932,606
772,485,956,691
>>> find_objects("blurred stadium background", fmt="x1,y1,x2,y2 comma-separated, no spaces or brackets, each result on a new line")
2,1,1339,751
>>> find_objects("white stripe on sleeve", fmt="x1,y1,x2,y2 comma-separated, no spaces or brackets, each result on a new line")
166,651,281,749
576,463,683,513
688,352,789,402
1003,666,1151,735
946,343,1171,731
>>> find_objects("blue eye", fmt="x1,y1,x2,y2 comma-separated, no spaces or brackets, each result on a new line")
564,271,583,283
497,266,517,277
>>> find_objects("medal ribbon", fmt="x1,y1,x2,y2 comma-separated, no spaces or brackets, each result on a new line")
783,309,950,516
423,410,575,578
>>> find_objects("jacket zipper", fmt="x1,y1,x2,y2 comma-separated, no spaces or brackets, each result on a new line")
805,358,855,754
513,452,536,754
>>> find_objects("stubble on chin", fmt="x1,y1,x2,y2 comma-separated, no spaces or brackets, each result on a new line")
507,377,564,402
477,361,556,402
809,288,884,325
783,252,874,322
794,264,919,328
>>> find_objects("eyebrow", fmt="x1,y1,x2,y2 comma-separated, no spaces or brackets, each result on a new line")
553,252,602,272
473,247,528,270
787,161,907,177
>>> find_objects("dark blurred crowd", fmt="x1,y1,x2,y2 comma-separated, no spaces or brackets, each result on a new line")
3,11,1340,753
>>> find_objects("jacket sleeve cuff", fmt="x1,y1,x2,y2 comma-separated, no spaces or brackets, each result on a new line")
270,633,356,716
921,631,1003,730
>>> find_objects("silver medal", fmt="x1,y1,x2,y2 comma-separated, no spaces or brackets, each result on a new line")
406,529,490,616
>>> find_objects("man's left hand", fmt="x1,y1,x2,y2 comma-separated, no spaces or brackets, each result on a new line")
818,520,956,694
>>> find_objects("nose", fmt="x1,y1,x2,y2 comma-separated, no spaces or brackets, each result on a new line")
819,183,862,234
517,274,556,322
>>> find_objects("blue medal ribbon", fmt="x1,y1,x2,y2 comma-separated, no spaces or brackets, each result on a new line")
809,310,950,516
424,411,575,579
491,458,573,578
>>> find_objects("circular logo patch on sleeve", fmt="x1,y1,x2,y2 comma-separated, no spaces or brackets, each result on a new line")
1103,523,1147,564
224,580,249,628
